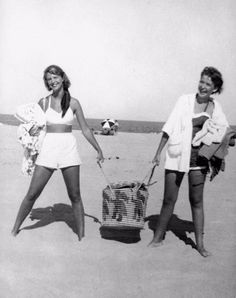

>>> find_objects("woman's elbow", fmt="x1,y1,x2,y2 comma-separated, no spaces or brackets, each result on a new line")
82,126,92,137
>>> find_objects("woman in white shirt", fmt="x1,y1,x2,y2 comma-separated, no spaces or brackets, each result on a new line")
149,67,228,257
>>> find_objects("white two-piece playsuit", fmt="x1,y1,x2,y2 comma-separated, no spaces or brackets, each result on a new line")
36,97,82,169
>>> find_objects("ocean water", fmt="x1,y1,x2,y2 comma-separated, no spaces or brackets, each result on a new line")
0,114,163,134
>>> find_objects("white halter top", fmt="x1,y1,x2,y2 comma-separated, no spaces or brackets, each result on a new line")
45,96,74,125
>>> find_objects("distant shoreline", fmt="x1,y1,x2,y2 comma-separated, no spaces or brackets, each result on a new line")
1,114,235,133
0,114,164,134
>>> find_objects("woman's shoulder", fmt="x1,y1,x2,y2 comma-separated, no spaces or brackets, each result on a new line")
212,98,221,107
38,97,45,105
212,99,226,116
38,95,50,104
211,98,229,125
70,97,83,112
38,96,50,111
70,97,80,106
38,98,45,110
173,93,195,108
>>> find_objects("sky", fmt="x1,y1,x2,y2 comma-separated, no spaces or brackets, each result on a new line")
0,0,236,123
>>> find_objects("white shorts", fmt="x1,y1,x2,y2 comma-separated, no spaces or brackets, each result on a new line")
36,132,82,169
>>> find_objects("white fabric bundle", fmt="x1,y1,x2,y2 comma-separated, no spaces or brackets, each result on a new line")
15,103,46,176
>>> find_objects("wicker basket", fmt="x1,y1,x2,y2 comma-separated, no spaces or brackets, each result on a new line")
102,181,149,229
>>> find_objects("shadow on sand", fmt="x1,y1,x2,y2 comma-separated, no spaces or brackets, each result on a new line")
145,214,197,249
22,203,101,235
22,206,195,247
23,203,141,243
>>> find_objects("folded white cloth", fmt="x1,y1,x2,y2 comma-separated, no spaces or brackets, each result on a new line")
15,102,46,126
15,103,46,176
192,119,227,146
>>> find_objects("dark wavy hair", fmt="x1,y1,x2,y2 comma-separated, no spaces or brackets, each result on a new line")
201,66,223,94
43,65,71,117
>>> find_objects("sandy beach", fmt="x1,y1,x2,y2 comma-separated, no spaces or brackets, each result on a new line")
0,124,236,298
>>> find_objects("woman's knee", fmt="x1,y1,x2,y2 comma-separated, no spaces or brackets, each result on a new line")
163,194,177,207
189,194,203,208
68,189,82,203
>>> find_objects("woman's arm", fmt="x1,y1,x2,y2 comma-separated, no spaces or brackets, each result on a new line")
72,98,104,162
152,96,186,165
152,132,169,165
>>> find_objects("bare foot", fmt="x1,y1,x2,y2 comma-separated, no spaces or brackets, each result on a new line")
11,229,20,237
148,240,163,248
197,246,212,257
78,234,85,241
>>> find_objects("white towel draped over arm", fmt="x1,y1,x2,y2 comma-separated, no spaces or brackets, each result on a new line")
15,102,46,126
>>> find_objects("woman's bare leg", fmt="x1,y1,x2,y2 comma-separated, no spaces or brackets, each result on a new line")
188,169,211,257
149,170,184,247
61,166,85,241
11,165,54,236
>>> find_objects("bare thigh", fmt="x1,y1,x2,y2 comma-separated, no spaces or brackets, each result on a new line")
163,170,185,203
61,166,81,199
188,169,207,204
26,165,54,198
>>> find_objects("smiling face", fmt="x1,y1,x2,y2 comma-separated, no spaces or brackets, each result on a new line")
45,72,64,92
43,65,71,92
197,75,216,100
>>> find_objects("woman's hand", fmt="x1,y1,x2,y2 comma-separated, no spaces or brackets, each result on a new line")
151,132,168,166
152,153,161,166
29,124,42,136
97,150,104,163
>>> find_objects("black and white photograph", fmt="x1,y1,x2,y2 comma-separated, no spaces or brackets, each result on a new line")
0,1,236,297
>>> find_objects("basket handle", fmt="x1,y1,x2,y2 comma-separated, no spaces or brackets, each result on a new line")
97,161,157,194
135,164,157,192
97,161,116,199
